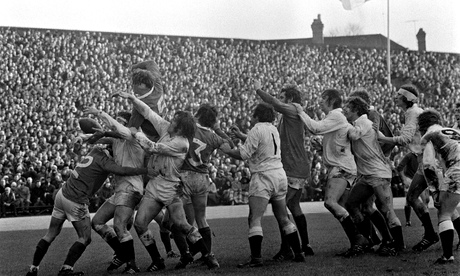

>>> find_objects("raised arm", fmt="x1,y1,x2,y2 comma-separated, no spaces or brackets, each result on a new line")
116,92,169,136
293,103,344,135
84,106,134,141
133,130,187,157
255,80,297,116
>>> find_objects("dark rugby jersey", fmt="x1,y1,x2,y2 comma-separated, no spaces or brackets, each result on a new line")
181,124,226,174
62,147,147,205
276,104,310,179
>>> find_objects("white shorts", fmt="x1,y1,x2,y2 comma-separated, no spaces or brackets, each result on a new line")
106,185,142,209
144,177,182,206
52,189,90,222
250,168,287,201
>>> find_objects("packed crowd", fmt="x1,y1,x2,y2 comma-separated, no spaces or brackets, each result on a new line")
1,27,459,217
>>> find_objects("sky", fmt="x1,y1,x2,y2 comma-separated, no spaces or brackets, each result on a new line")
1,0,459,53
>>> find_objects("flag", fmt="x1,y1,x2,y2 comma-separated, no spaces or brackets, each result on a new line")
340,0,370,10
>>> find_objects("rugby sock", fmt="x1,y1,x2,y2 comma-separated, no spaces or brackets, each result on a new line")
106,237,121,253
119,240,135,263
192,238,209,256
276,223,291,255
186,227,210,256
93,224,119,252
440,229,454,258
285,231,302,254
187,239,199,256
171,225,189,256
160,231,172,253
248,235,263,259
420,213,437,237
404,205,411,223
63,241,86,267
452,217,460,240
293,215,310,248
199,227,212,253
370,211,392,243
145,242,162,262
340,216,359,246
33,239,51,266
357,218,372,240
390,226,405,250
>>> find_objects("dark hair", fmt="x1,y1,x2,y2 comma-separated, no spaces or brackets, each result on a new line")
253,103,276,123
418,109,442,135
349,89,370,104
280,86,302,104
322,89,342,109
116,111,131,123
345,97,369,116
132,70,155,89
174,111,196,140
195,104,218,128
399,84,419,108
455,102,460,109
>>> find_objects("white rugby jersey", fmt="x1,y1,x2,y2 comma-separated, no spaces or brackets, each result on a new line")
239,122,283,173
99,111,146,193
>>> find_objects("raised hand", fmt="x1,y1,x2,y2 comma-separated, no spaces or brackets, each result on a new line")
113,91,134,100
83,106,99,116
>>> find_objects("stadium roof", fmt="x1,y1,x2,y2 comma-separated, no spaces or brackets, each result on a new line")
270,34,407,51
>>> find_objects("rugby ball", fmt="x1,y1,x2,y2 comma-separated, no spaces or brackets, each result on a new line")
78,117,102,134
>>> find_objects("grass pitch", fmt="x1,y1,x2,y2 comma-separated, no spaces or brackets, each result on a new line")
1,208,459,276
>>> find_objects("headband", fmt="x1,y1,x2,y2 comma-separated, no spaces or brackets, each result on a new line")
397,88,418,102
137,86,154,100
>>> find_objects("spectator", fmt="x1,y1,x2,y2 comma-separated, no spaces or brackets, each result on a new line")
16,179,31,214
1,187,17,217
30,179,46,208
0,27,458,208
40,177,55,205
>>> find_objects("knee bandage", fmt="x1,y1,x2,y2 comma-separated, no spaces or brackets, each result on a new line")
119,231,133,243
248,226,263,238
139,230,155,246
93,224,117,242
187,227,202,244
282,222,297,235
439,220,454,234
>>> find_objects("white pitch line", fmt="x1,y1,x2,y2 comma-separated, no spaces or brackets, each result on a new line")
0,197,430,232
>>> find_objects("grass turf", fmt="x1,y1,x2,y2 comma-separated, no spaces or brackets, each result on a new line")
2,209,459,276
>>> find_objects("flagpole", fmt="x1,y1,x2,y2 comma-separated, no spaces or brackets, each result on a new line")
387,0,391,89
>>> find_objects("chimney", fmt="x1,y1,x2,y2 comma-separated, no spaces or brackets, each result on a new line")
311,14,324,44
416,28,426,52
